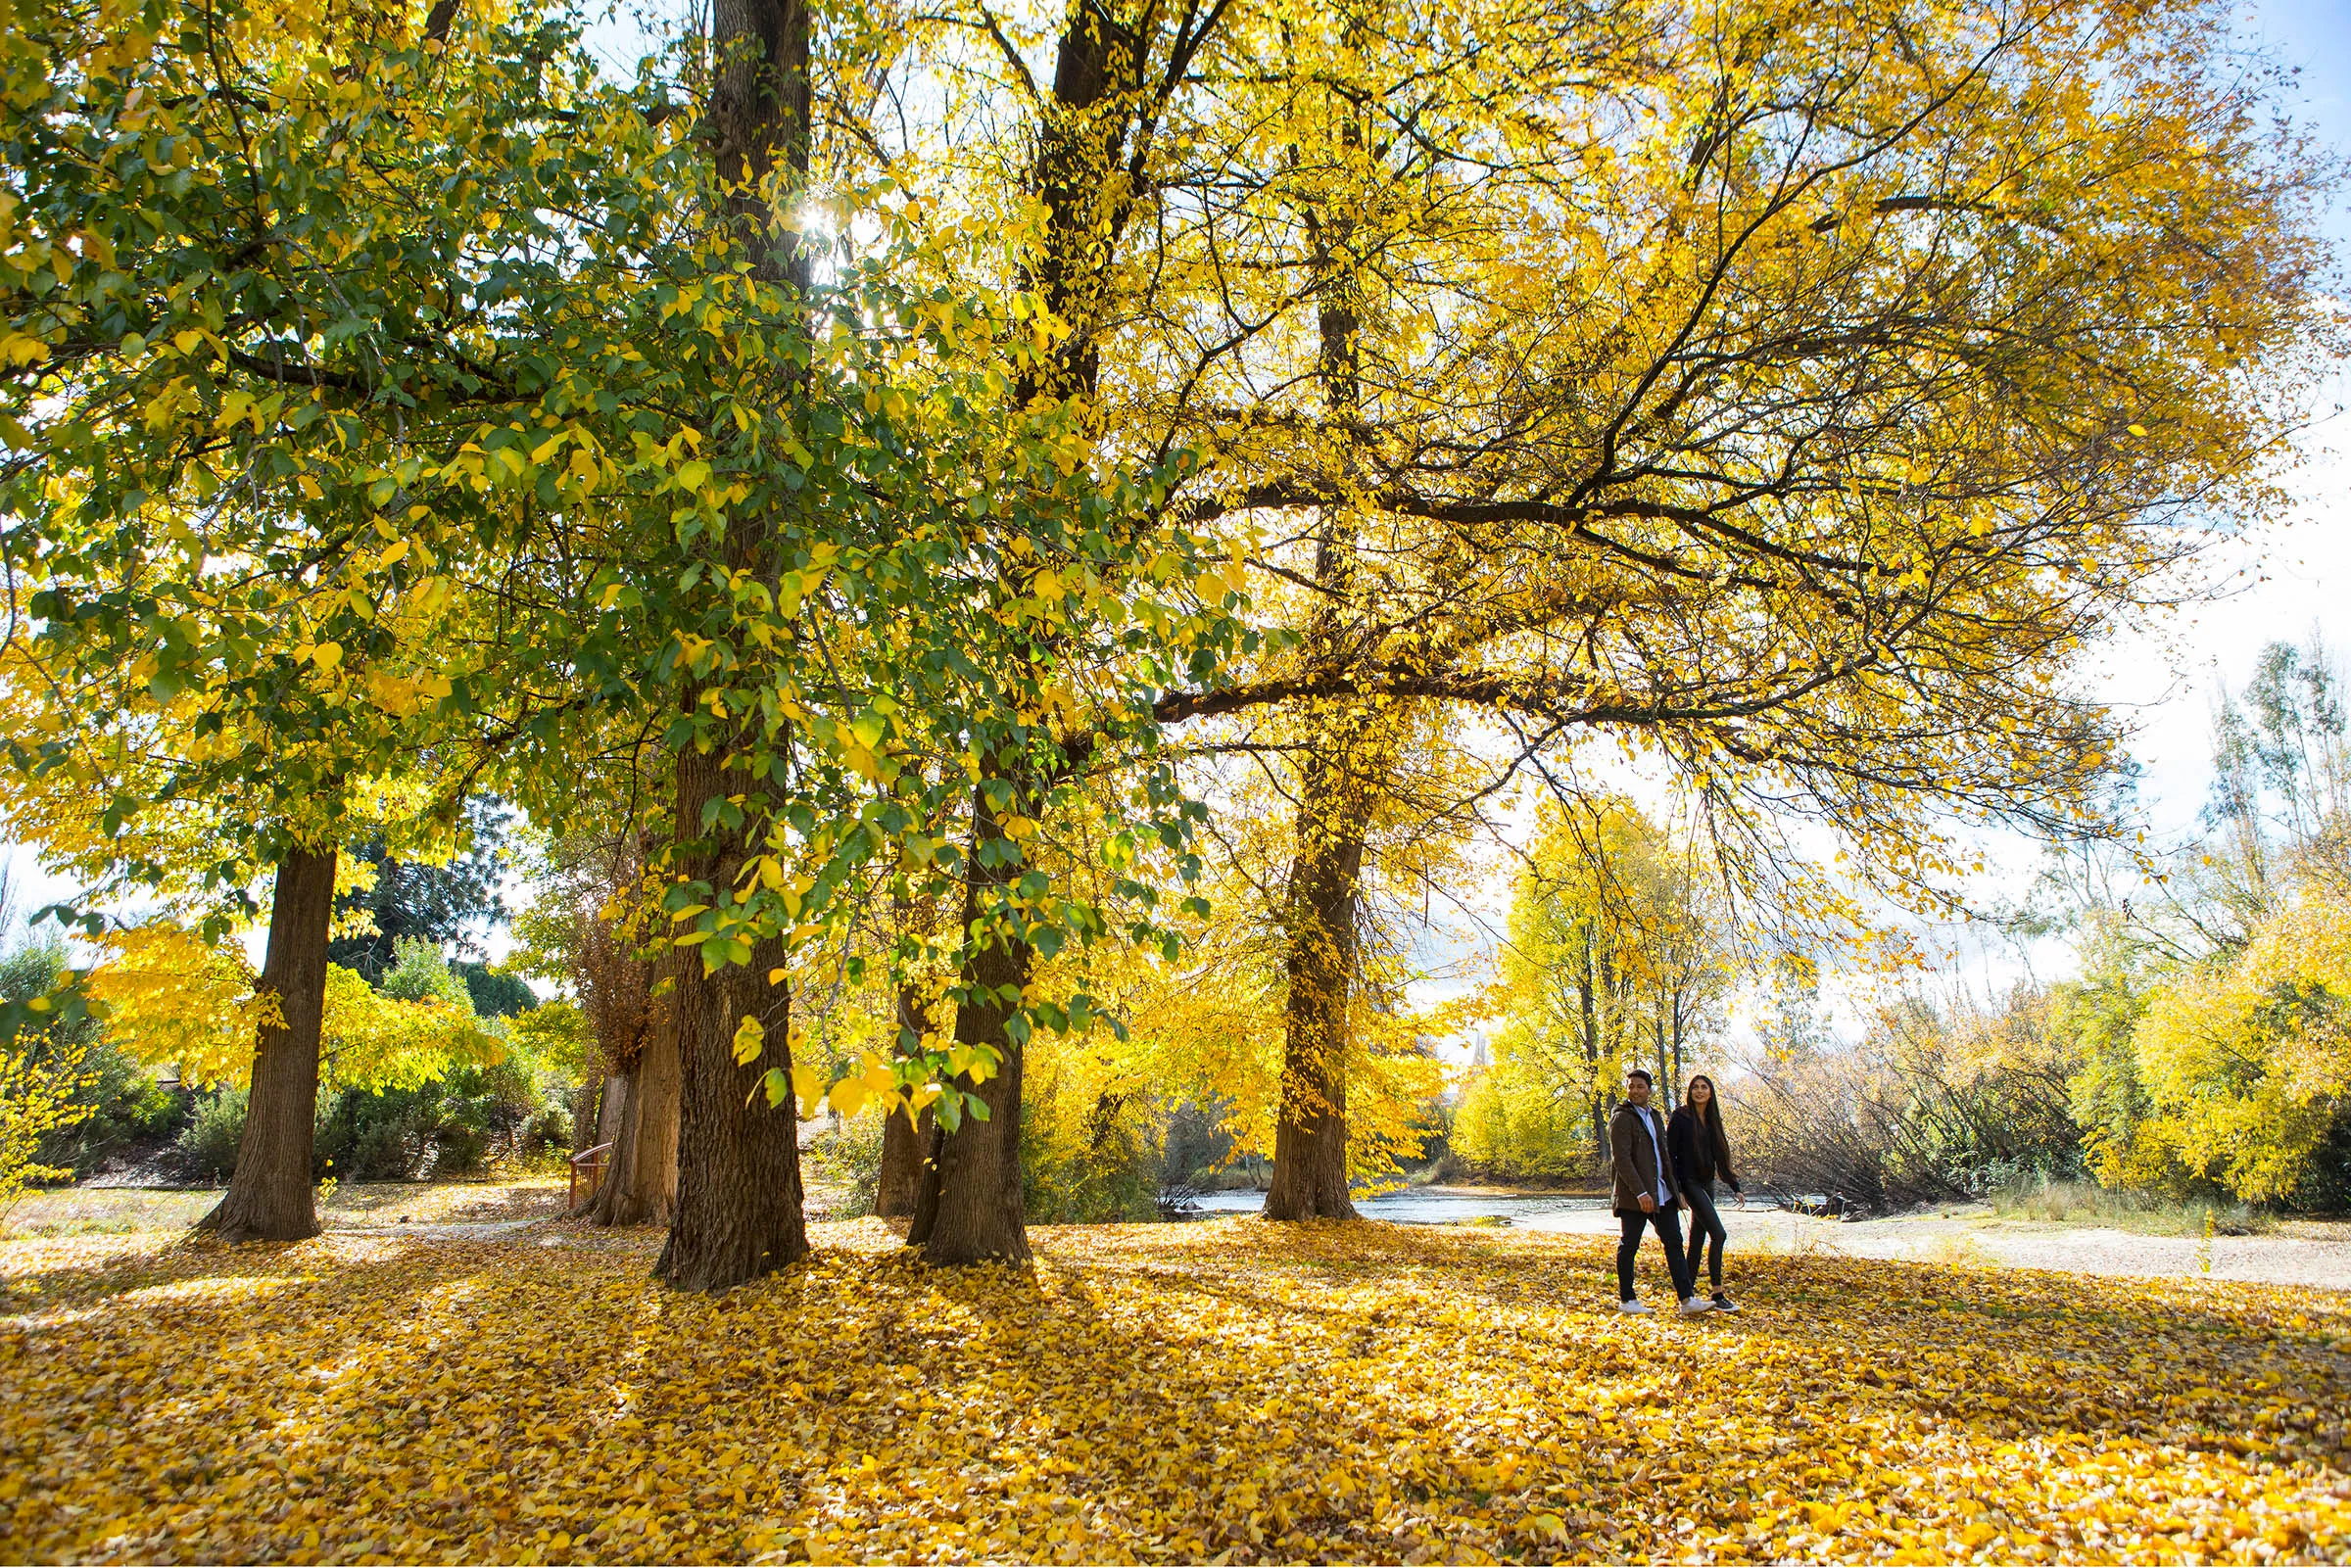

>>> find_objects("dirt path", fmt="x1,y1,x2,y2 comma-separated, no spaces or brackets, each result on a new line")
1517,1202,2351,1290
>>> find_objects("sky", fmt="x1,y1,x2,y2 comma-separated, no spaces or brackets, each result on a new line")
6,0,2349,1017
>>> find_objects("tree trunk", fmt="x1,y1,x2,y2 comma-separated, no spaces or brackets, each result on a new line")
593,1071,629,1149
1263,72,1370,1223
876,976,934,1218
654,733,807,1287
657,918,804,1289
590,1020,678,1226
1579,923,1605,1169
648,0,814,1293
196,846,337,1243
1264,756,1365,1222
906,1120,945,1244
1655,1011,1671,1110
1670,988,1686,1102
915,784,1032,1265
902,2,1157,1261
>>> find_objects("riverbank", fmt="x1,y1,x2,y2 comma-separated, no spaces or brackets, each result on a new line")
1514,1201,2351,1292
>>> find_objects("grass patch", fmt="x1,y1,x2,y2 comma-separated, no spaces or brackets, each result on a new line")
1987,1177,2269,1236
4,1178,568,1238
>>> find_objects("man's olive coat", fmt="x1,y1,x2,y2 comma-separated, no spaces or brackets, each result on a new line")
1608,1100,1680,1217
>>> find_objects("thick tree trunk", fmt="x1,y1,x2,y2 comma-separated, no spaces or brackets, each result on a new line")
1263,88,1371,1223
591,1020,678,1226
916,785,1032,1265
1264,758,1365,1222
876,978,934,1218
657,921,803,1289
901,3,1155,1261
197,846,337,1243
594,1072,630,1149
648,0,814,1293
906,1120,945,1244
654,736,808,1289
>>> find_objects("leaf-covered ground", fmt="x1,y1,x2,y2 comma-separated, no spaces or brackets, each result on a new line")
3,1205,2347,1564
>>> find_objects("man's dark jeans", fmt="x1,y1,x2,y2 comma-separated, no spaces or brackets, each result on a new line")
1616,1203,1695,1302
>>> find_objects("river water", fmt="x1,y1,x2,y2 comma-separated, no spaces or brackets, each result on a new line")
1187,1185,1610,1225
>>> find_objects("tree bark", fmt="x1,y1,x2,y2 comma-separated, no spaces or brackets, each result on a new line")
915,784,1032,1264
1655,1011,1671,1111
1263,753,1365,1221
1261,54,1374,1222
653,733,806,1284
906,1119,945,1244
907,0,1189,1263
657,918,804,1288
590,1021,678,1226
649,0,814,1292
196,846,337,1243
875,976,934,1218
1580,922,1605,1169
593,1071,629,1149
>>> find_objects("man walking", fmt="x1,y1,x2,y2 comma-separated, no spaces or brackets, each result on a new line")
1609,1069,1711,1316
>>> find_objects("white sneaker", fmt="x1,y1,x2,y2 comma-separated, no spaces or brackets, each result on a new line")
1679,1296,1715,1316
1616,1298,1654,1314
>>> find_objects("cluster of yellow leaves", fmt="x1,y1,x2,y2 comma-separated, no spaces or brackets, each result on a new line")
3,1209,2346,1564
82,925,280,1088
2126,889,2351,1201
82,925,501,1094
317,966,504,1095
0,1038,93,1226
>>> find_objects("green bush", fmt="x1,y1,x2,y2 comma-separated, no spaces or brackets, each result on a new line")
177,1088,247,1180
1022,1088,1163,1224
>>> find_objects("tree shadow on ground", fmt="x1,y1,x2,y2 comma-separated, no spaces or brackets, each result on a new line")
5,1215,2348,1565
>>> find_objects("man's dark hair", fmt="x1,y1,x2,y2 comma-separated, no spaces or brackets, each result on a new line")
1626,1069,1654,1086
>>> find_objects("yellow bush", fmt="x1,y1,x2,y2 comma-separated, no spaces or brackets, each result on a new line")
2132,892,2351,1203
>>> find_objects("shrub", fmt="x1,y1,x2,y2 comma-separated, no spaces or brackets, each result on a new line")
5,938,181,1181
176,1087,247,1181
1022,1082,1163,1224
1453,1067,1597,1183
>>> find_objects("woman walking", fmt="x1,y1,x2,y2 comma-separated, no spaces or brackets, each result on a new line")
1669,1074,1743,1311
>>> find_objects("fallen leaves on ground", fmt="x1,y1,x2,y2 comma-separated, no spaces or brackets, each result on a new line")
2,1213,2347,1564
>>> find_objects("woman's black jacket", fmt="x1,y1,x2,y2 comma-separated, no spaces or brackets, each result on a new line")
1667,1105,1740,1193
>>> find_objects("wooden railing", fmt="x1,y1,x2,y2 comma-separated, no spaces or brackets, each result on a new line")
569,1141,615,1212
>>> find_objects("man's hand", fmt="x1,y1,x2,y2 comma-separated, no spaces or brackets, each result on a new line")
1638,1193,1655,1214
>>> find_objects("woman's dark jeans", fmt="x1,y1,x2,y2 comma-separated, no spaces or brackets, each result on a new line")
1681,1178,1728,1291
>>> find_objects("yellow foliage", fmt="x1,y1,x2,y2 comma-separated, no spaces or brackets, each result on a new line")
318,966,503,1095
0,1035,93,1229
83,925,278,1089
2,1210,2348,1561
2132,891,2351,1203
84,925,500,1095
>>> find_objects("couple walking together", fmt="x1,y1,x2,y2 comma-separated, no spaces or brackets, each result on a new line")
1610,1069,1742,1317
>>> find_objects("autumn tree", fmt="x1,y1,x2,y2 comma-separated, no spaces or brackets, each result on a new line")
1157,0,2337,1210
507,827,678,1217
1463,797,1733,1177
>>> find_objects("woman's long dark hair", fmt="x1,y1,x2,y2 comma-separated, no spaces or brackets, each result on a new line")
1684,1073,1735,1181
